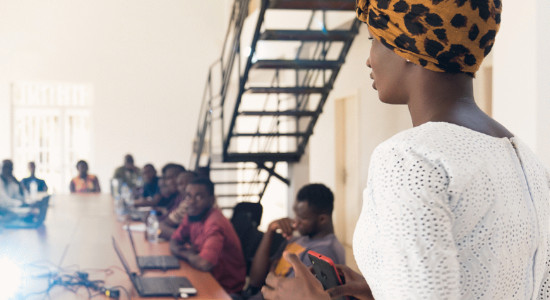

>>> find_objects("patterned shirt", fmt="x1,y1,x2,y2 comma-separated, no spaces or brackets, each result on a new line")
70,174,100,193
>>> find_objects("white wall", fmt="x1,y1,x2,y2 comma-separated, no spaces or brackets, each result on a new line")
536,0,550,169
310,24,412,209
0,1,229,189
493,0,550,168
308,26,411,268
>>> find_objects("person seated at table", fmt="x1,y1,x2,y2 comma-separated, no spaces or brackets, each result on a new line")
21,161,48,193
70,160,101,193
0,159,24,210
139,163,159,199
245,183,345,299
159,171,197,240
134,163,184,210
113,154,140,190
170,177,246,294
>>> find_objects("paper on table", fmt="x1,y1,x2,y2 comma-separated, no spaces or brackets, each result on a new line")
11,207,32,214
123,223,146,232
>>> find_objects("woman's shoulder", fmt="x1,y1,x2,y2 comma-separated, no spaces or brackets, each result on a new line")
374,122,447,156
376,121,504,153
371,121,511,177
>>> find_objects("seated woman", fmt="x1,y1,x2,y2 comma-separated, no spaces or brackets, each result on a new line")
70,160,101,193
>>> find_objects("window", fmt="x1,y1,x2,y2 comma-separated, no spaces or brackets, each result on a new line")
11,82,93,194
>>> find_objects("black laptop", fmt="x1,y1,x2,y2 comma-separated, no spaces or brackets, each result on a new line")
126,225,180,271
2,195,50,229
111,237,197,297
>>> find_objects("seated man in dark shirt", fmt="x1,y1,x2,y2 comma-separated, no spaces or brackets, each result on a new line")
21,162,48,193
246,183,345,299
134,163,184,211
170,177,246,294
133,163,159,200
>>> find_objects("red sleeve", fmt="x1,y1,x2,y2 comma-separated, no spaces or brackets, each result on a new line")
198,224,225,266
171,217,188,243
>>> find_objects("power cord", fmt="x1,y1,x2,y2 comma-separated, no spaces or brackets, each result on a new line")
22,262,132,299
53,271,120,298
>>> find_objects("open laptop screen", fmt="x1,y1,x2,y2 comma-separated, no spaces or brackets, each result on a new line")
112,237,134,276
125,224,142,271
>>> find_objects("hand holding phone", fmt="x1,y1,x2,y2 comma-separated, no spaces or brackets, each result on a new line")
307,250,347,300
327,264,374,300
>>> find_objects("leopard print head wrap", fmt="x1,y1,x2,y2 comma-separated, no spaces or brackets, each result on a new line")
356,0,502,76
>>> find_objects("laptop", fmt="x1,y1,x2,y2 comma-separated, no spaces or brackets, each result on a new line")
111,237,197,297
126,225,180,271
2,195,50,229
129,207,150,222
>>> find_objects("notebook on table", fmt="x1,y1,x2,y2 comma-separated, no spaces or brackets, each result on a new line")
2,195,50,229
112,237,196,297
126,225,180,271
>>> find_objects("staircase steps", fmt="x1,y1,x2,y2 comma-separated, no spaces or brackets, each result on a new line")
232,132,308,137
224,152,301,163
268,0,356,10
251,59,341,70
247,86,329,94
260,29,355,42
239,110,317,117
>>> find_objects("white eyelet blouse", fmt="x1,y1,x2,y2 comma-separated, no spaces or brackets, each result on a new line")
353,122,550,300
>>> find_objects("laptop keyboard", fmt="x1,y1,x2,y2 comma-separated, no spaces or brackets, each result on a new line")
139,277,178,293
147,256,166,267
139,255,179,269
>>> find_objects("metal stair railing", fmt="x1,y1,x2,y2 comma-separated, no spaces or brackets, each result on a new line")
223,4,360,159
191,0,360,204
191,0,251,170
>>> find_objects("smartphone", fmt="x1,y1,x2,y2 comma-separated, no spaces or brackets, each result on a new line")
307,250,347,300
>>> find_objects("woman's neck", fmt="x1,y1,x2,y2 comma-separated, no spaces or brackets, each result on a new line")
407,71,477,127
405,70,514,139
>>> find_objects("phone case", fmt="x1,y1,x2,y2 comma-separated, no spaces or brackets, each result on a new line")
307,250,347,300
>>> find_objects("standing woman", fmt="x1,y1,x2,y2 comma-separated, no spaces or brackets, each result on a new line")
262,0,550,299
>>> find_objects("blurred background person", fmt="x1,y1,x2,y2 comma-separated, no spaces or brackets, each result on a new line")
113,154,140,191
134,163,159,201
21,161,48,193
70,160,101,193
159,171,197,239
0,159,24,209
134,163,184,214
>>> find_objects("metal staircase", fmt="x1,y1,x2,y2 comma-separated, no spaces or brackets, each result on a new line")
190,0,360,208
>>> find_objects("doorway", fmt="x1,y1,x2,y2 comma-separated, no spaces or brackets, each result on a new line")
334,94,361,271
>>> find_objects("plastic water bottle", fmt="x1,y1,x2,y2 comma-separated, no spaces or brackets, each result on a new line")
114,195,126,221
29,181,38,201
135,175,143,189
111,178,120,197
120,183,133,211
146,210,159,243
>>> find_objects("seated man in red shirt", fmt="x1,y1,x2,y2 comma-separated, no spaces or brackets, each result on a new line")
169,177,246,294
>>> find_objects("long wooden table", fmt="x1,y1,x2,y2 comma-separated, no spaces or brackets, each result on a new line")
0,194,231,299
